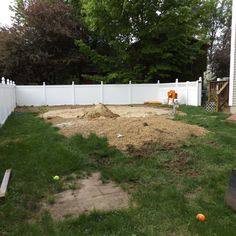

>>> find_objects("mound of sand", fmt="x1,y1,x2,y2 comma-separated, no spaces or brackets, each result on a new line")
80,104,119,119
42,104,119,120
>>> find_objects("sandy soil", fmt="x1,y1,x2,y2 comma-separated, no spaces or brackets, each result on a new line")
41,173,130,220
39,104,208,151
42,104,170,119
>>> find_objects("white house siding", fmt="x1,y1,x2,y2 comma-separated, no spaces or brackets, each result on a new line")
230,0,236,113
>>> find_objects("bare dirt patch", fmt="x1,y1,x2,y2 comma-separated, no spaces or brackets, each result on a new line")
42,104,170,119
41,173,130,220
39,104,208,151
163,154,201,177
15,105,88,114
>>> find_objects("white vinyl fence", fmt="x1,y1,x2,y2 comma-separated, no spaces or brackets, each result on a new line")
1,78,202,125
0,78,16,125
16,79,202,107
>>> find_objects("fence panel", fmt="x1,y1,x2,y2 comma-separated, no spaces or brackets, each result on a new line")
16,86,44,106
46,85,72,106
75,85,101,105
103,85,130,105
0,78,16,125
15,79,202,107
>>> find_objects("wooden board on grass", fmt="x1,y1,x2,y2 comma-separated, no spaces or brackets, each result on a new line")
0,169,11,199
144,101,162,105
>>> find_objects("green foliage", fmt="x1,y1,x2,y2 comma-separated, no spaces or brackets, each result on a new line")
200,0,232,66
210,0,232,77
75,39,111,73
79,0,212,82
0,0,227,83
0,0,88,85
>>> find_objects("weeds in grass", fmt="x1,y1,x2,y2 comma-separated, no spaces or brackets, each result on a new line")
47,196,56,205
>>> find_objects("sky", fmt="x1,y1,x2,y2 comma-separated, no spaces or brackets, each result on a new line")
0,0,14,26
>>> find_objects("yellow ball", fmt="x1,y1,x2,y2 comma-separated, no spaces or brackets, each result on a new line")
196,213,206,222
53,175,60,181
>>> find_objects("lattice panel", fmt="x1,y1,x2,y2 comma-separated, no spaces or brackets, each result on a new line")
206,101,216,112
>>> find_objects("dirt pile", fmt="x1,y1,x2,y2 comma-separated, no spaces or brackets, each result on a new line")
80,104,119,119
51,117,208,150
42,105,171,120
42,104,119,120
41,105,208,151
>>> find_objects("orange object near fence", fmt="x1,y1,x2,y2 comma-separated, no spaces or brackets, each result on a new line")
144,101,162,105
168,90,177,99
168,90,177,104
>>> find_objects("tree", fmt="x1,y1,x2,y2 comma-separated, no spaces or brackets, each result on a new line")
0,0,221,84
76,0,212,83
200,0,232,66
0,0,88,85
210,0,232,77
212,27,231,77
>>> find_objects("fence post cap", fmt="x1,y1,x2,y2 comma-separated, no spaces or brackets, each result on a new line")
6,79,10,84
1,77,5,84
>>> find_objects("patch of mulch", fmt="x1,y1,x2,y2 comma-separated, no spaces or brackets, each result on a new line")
163,157,201,177
47,116,208,151
126,142,175,157
95,158,113,166
126,143,157,158
206,140,221,149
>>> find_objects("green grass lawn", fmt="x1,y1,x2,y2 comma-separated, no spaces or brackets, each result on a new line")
1,106,236,235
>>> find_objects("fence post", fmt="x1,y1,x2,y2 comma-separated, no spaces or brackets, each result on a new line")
157,80,160,102
1,78,6,120
43,82,47,106
1,77,5,84
198,77,202,106
9,81,13,111
72,81,75,105
129,80,132,104
13,81,16,108
195,78,203,106
5,79,10,115
186,81,189,105
175,78,178,88
100,81,104,104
